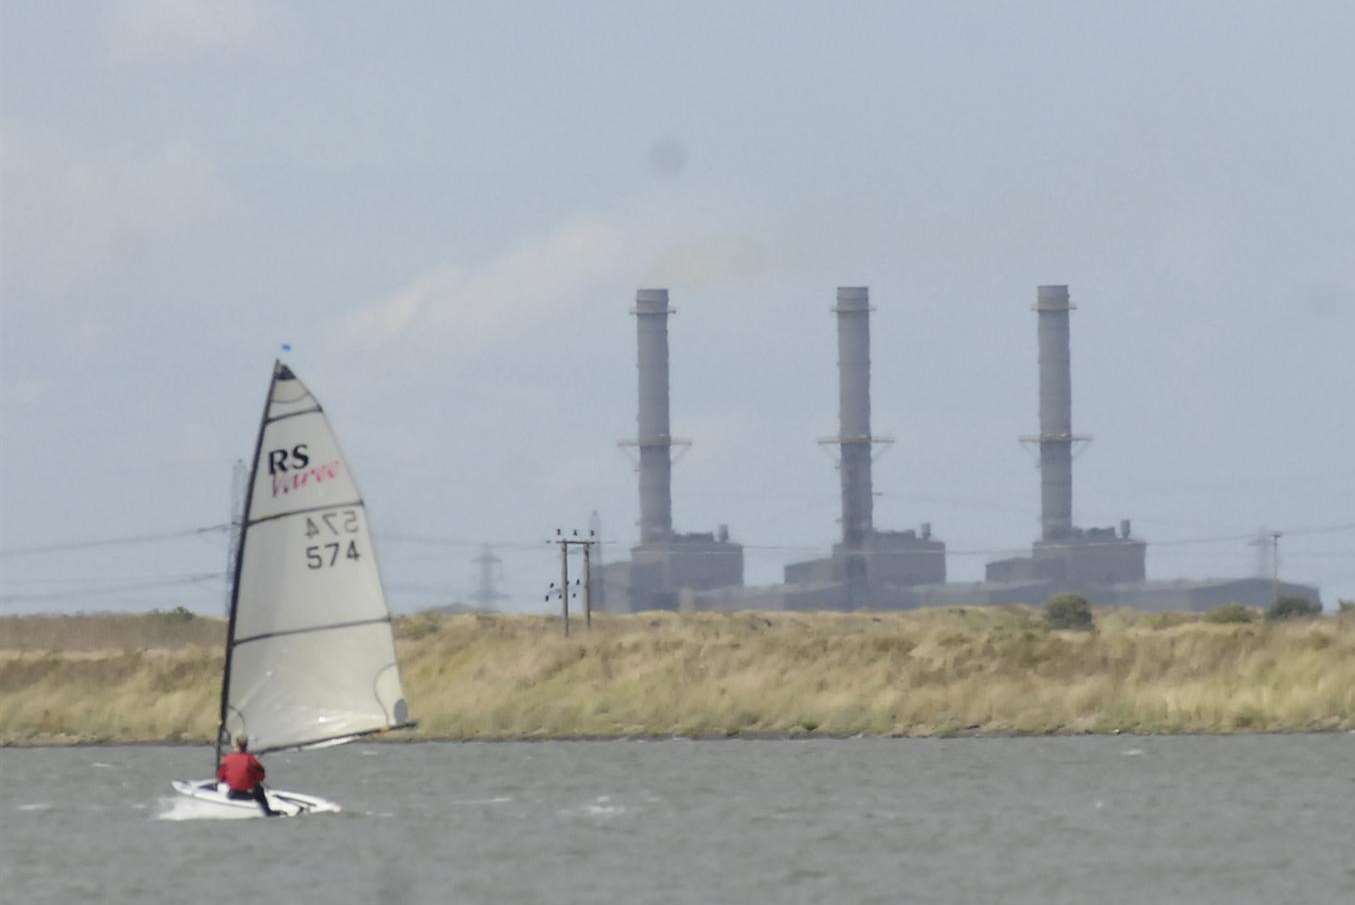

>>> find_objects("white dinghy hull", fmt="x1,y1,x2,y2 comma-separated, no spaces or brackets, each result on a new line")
171,780,341,818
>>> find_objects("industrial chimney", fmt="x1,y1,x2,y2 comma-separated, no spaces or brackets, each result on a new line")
786,285,946,599
634,289,673,544
1034,284,1076,541
835,286,874,546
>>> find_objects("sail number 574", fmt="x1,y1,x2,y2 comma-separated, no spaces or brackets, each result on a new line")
304,509,361,569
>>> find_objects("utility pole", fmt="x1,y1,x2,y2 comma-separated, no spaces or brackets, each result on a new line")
582,540,592,629
560,536,570,636
547,528,597,636
1271,531,1283,604
589,511,604,612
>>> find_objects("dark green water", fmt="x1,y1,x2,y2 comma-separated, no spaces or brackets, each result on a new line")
2,736,1352,904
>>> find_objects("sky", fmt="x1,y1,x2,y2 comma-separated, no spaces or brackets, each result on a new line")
2,1,1352,614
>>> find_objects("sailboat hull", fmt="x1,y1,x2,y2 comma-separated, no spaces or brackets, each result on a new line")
171,780,341,818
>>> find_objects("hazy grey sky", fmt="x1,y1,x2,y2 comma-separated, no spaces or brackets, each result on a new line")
3,1,1352,613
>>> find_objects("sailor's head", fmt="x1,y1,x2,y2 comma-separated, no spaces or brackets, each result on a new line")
234,734,249,752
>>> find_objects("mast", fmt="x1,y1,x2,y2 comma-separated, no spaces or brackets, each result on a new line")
213,360,281,771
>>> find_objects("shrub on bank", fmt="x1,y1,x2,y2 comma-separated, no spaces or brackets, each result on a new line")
151,606,196,622
1044,594,1094,631
1204,603,1255,624
1265,596,1322,622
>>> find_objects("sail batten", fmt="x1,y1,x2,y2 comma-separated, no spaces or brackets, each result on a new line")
216,362,410,756
255,721,419,757
246,500,366,528
265,406,323,424
232,615,393,648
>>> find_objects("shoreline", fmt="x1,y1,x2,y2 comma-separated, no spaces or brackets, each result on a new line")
4,726,1355,750
4,609,1353,744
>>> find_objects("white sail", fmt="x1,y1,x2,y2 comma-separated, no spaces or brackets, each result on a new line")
219,363,410,754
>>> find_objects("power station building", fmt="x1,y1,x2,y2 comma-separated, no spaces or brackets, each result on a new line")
779,287,946,607
598,290,744,612
982,285,1146,586
910,284,1318,611
597,283,1321,614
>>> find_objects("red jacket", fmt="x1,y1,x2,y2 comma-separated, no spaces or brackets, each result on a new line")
217,752,266,792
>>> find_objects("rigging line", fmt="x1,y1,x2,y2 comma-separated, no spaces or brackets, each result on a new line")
0,524,229,558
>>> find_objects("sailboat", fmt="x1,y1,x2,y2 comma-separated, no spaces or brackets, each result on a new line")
173,361,415,817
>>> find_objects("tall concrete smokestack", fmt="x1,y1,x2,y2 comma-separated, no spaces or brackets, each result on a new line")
634,289,673,544
835,286,873,546
1035,284,1075,541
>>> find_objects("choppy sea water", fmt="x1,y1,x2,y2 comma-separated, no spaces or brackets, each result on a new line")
2,736,1352,904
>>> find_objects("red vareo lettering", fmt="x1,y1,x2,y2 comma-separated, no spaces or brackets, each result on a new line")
271,459,343,497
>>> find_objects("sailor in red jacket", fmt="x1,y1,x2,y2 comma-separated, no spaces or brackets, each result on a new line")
217,735,279,816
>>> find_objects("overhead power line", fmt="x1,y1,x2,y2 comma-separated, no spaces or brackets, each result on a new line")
380,533,546,552
1,520,1349,570
0,572,225,606
1,569,231,588
0,524,228,558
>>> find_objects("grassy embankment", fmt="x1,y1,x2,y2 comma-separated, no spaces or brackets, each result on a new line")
1,607,1352,745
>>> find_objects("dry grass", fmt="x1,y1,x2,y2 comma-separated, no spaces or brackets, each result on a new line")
0,613,223,744
0,611,223,652
2,608,1352,745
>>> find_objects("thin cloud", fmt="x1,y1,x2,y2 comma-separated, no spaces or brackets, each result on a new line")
1,127,234,296
334,193,776,362
104,0,276,63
